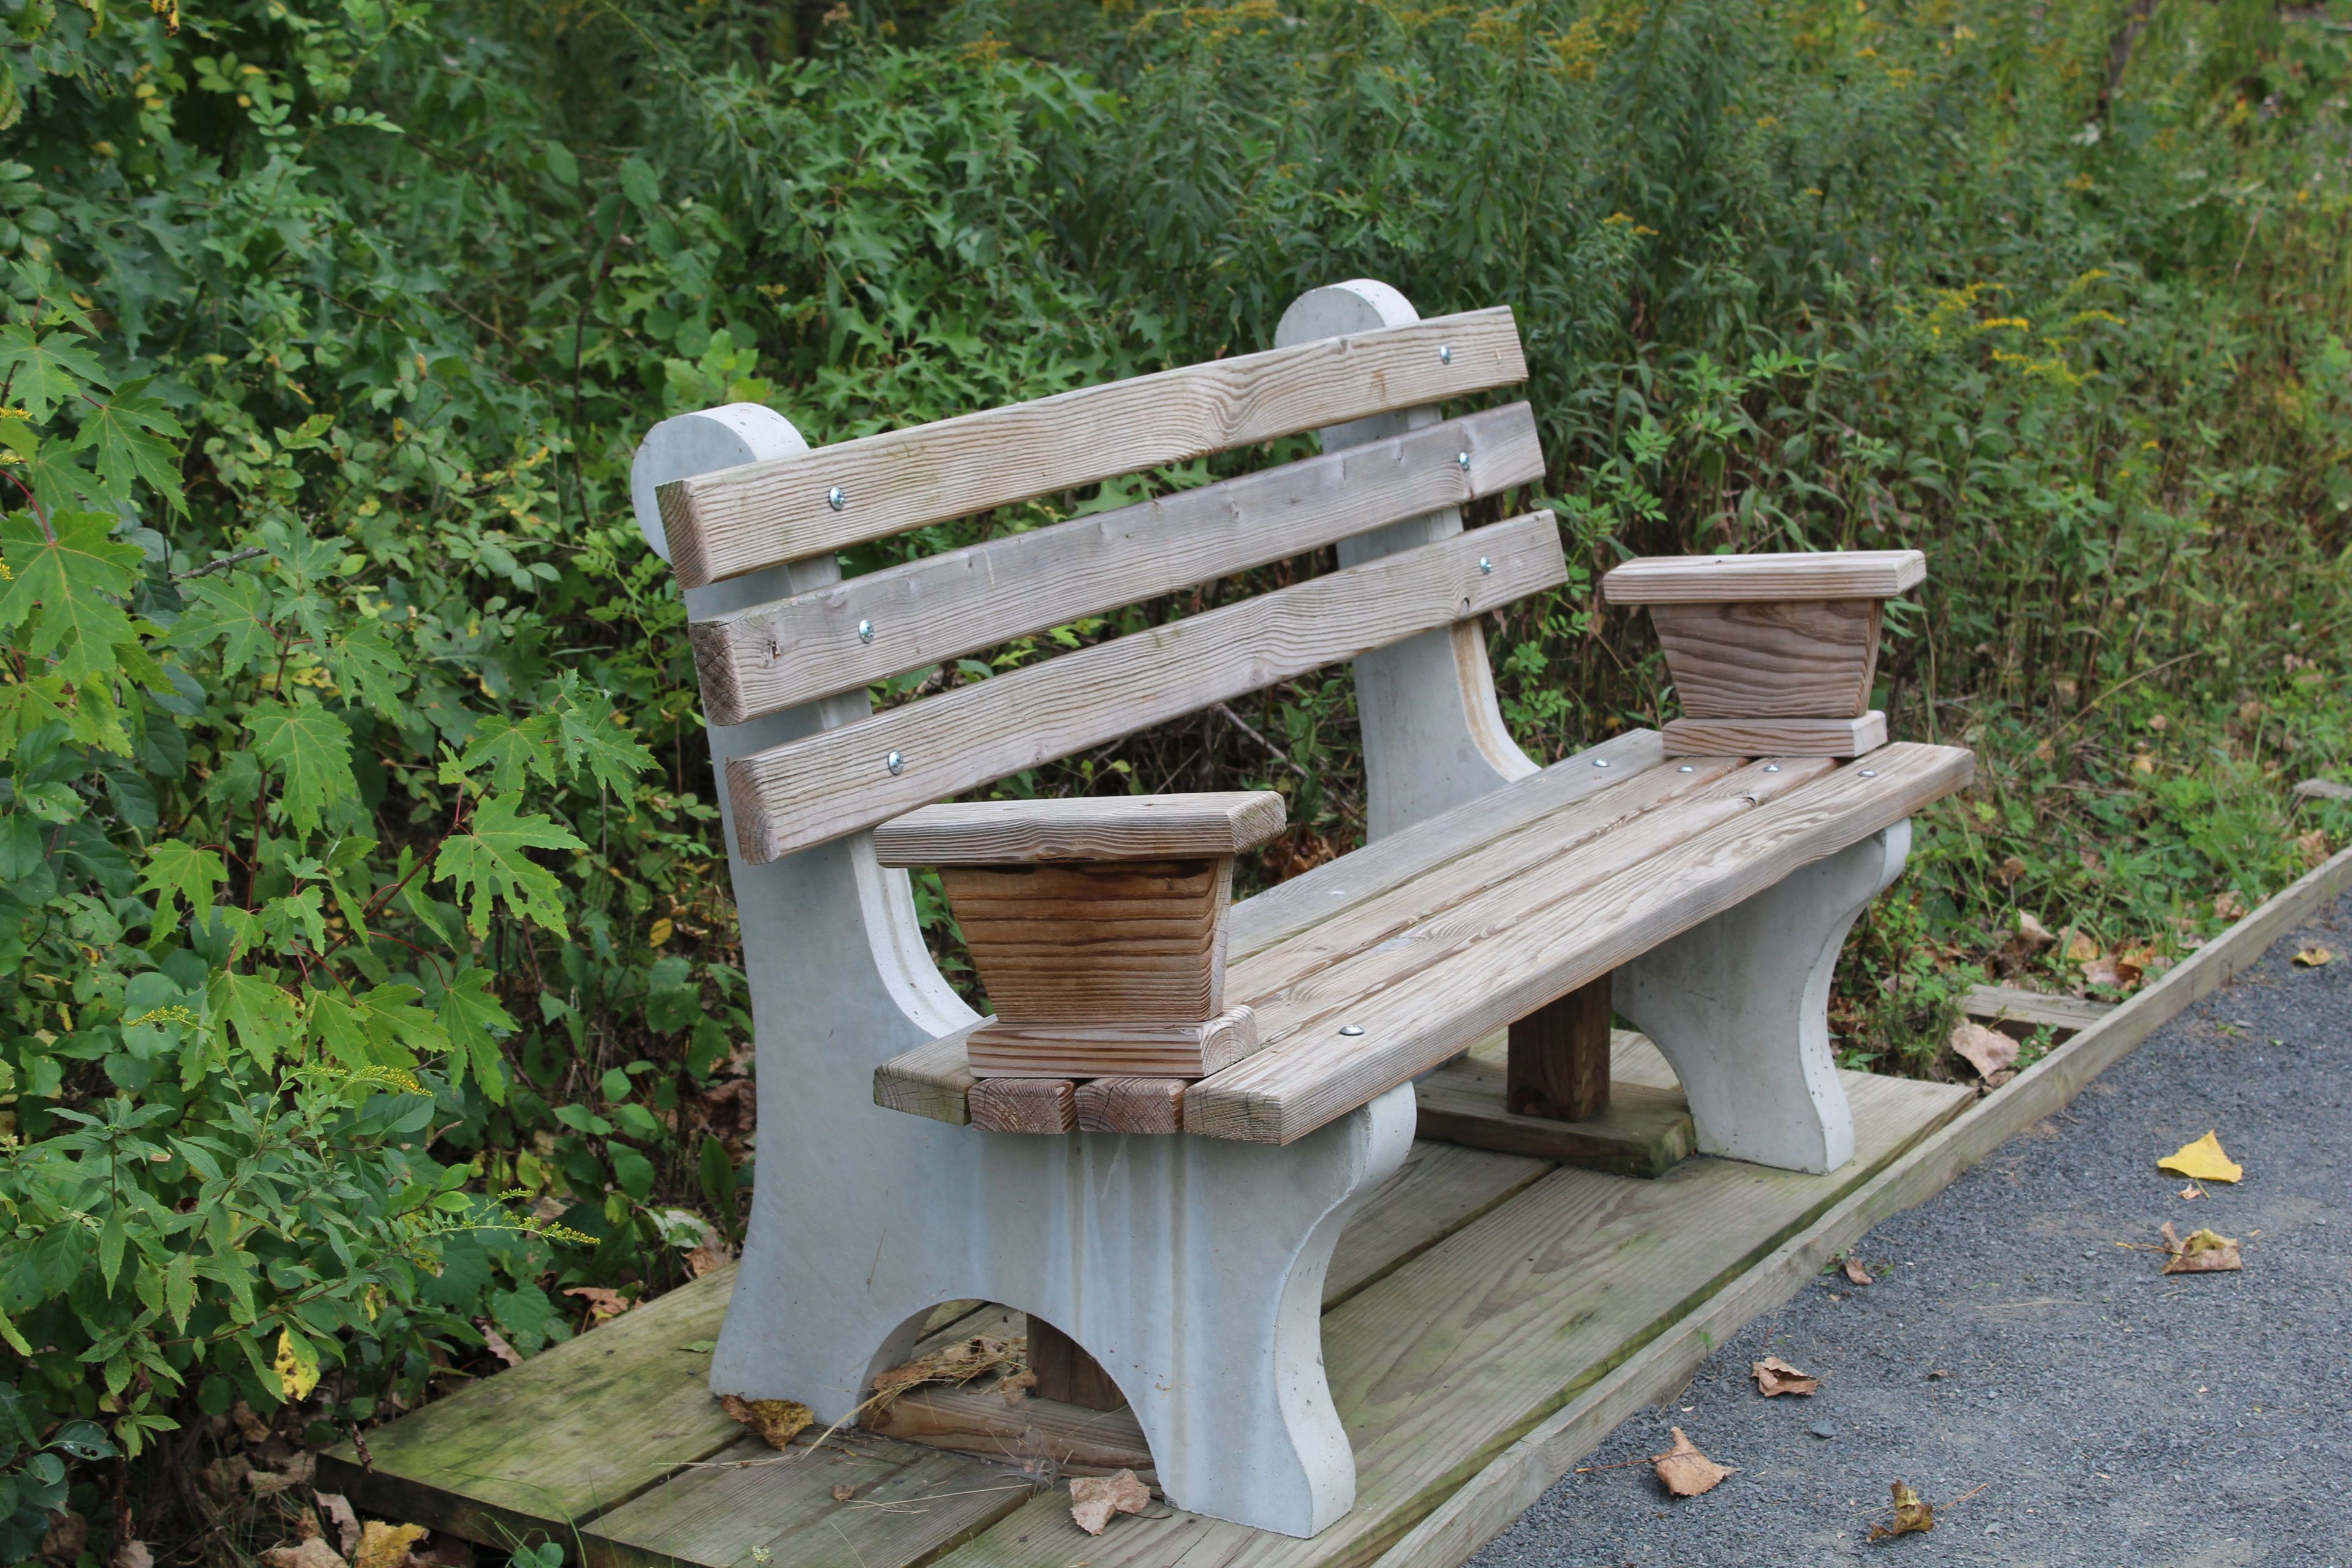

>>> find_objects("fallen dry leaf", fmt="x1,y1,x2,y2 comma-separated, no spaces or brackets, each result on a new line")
1068,1469,1152,1535
2160,1221,2244,1275
869,1335,1025,1412
113,1540,154,1568
1868,1480,1936,1541
1649,1428,1735,1498
2157,1131,2244,1184
1997,856,2027,886
1948,1020,2019,1082
2294,777,2352,802
2295,829,2331,868
1751,1357,1820,1397
564,1286,632,1326
2062,929,2101,964
315,1494,362,1559
353,1522,428,1568
246,1452,315,1496
2081,954,2143,990
1842,1256,1874,1287
2016,911,2054,947
230,1398,274,1445
996,1366,1039,1404
2213,890,2247,921
718,1394,815,1449
685,1240,735,1278
2293,944,2334,968
2177,1185,2202,1200
260,1541,346,1568
477,1324,522,1368
830,1484,856,1503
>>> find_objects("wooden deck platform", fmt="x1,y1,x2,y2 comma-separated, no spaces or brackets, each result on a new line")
321,1033,1967,1568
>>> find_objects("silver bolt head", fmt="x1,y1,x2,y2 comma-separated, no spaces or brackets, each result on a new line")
1860,768,1878,777
1765,763,1782,772
858,618,875,644
884,750,905,775
827,485,846,511
1477,556,1493,575
1338,1024,1366,1038
1593,758,1611,768
1457,450,1472,470
1439,344,1453,364
1678,764,1695,772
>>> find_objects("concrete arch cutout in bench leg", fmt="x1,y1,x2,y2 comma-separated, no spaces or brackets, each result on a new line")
1615,824,1911,1174
633,405,1417,1540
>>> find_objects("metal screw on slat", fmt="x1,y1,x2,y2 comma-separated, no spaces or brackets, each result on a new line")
885,750,905,775
1861,769,1878,777
827,486,846,511
858,619,875,644
1439,344,1453,364
1338,1024,1366,1037
1593,758,1611,768
1457,451,1472,470
1678,765,1695,772
1765,764,1782,773
1478,557,1493,575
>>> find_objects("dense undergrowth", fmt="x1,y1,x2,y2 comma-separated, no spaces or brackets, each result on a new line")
2,0,2350,1561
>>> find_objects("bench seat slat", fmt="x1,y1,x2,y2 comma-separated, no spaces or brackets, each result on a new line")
725,513,1567,863
688,404,1547,725
658,307,1529,589
1184,741,1974,1141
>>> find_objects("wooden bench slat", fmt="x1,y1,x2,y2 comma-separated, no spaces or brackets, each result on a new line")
1184,742,1975,1142
690,404,1547,724
1599,548,1926,604
726,513,1567,862
659,308,1529,589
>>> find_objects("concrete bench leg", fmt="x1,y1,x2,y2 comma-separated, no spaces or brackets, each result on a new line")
1612,823,1911,1174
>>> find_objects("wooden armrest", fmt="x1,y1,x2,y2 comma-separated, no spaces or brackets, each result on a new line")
873,791,1286,865
875,792,1286,1085
1599,551,1927,758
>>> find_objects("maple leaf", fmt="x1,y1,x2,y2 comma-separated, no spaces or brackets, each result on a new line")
0,322,105,420
460,713,561,791
208,970,302,1069
323,619,410,719
72,377,189,512
171,573,277,676
140,839,226,927
308,982,450,1071
0,509,146,684
551,677,655,796
434,793,585,937
435,968,515,1102
249,699,356,831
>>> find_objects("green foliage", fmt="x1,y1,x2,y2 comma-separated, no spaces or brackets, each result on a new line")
0,0,2348,1553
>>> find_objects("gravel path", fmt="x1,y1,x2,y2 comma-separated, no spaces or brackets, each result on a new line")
1468,892,2352,1568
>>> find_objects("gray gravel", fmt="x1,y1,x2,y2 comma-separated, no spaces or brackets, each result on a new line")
1468,893,2352,1568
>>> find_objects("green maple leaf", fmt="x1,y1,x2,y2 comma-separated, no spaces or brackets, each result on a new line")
170,572,276,676
207,970,301,1069
323,619,409,719
140,839,227,927
0,323,105,421
310,982,449,1070
552,685,655,797
73,378,187,513
0,510,145,684
433,793,584,937
460,714,560,792
248,699,355,831
436,968,515,1102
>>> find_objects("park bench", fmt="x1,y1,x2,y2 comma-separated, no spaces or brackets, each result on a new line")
628,279,1974,1539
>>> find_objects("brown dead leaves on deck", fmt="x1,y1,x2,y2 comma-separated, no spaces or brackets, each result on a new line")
1868,1480,1936,1542
2159,1220,2244,1275
718,1393,815,1448
1649,1428,1736,1497
869,1334,1026,1412
1751,1357,1820,1397
1068,1469,1152,1534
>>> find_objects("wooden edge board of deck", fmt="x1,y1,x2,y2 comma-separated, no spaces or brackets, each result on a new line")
1364,840,2352,1568
1599,549,1926,604
1660,712,1887,758
1960,982,2114,1038
1186,743,1975,1142
728,513,1566,863
690,405,1546,724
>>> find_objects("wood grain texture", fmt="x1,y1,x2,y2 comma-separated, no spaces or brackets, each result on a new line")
726,513,1566,862
876,792,1286,865
1365,842,2352,1568
966,1078,1076,1134
872,1031,974,1125
688,405,1547,723
1074,1077,1188,1133
1506,974,1612,1123
1187,744,1976,1142
581,1433,1028,1568
945,857,1234,1025
1662,711,1888,756
1600,549,1926,604
967,1005,1259,1080
1025,1316,1128,1411
1961,983,2113,1039
865,1382,1157,1483
1228,731,1670,958
657,309,1528,589
922,1070,1972,1568
1417,1057,1695,1178
1649,598,1881,718
315,1266,739,1551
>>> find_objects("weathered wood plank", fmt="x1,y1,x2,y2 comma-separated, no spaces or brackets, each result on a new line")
967,1078,1077,1134
658,309,1528,589
1073,1077,1188,1134
970,1007,1258,1080
866,1384,1155,1483
316,1267,740,1550
927,1069,1972,1568
1648,598,1880,719
690,405,1547,722
1961,982,2113,1039
1599,549,1926,604
1025,1316,1128,1412
944,857,1233,1023
1662,711,1887,757
1504,974,1612,1123
1415,1065,1695,1179
876,793,1286,865
726,514,1566,863
1188,744,1975,1142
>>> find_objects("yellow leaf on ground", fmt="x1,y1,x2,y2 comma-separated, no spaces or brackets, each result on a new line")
717,1393,813,1449
2157,1131,2243,1183
352,1522,426,1568
1068,1469,1151,1535
2063,930,2101,963
1650,1428,1736,1497
273,1329,320,1402
1751,1357,1819,1397
1868,1480,1936,1540
2293,944,2334,968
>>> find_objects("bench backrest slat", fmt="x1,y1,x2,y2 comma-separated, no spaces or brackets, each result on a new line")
725,512,1567,862
657,307,1528,589
688,403,1546,725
